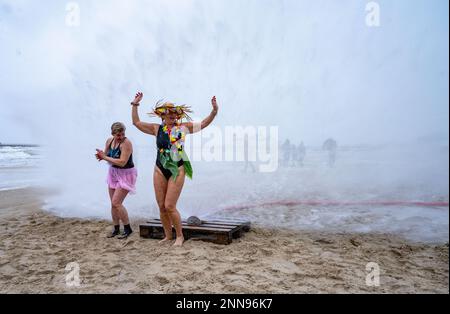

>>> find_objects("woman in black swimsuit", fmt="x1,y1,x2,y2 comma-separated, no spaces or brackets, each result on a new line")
131,92,218,246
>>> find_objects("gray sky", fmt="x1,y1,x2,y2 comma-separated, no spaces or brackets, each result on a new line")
0,0,448,146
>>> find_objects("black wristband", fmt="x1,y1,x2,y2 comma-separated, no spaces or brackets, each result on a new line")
131,102,140,106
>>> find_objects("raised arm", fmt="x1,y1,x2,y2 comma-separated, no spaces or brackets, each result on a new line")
182,96,219,134
131,92,159,136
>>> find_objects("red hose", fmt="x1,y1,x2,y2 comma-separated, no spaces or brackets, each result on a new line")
220,200,449,211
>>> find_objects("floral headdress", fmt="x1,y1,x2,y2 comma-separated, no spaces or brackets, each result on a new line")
148,99,194,122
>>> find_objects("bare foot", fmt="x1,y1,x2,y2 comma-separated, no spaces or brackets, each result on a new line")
159,237,173,244
173,237,184,247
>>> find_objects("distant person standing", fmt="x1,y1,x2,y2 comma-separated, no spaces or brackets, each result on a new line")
323,138,337,167
297,141,306,167
281,139,292,167
291,143,298,167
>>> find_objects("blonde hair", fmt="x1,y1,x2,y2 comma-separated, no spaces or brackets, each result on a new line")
111,122,126,135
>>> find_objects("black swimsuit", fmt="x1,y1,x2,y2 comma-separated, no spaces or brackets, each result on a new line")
107,139,134,169
156,124,184,180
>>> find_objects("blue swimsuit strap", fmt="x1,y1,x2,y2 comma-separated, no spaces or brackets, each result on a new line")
109,138,123,157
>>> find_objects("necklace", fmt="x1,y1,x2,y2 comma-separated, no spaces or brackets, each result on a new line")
162,123,185,152
112,137,125,149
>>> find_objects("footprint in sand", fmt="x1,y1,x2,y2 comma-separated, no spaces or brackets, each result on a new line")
154,275,170,286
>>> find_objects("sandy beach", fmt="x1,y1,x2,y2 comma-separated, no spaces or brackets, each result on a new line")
0,188,448,294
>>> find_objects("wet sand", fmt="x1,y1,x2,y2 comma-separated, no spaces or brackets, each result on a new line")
0,188,448,293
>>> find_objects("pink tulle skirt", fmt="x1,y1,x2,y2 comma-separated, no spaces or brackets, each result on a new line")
106,166,137,194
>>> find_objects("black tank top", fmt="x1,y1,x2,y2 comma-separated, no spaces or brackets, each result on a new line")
107,138,134,169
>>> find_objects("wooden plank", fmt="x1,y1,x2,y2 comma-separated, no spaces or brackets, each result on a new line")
207,220,250,224
140,217,250,245
231,229,243,239
145,217,250,224
142,222,234,232
141,222,233,233
142,224,231,242
146,221,238,230
203,219,251,226
228,225,246,237
207,217,250,223
185,229,232,245
139,224,232,245
146,218,248,229
206,219,251,232
145,219,240,230
144,219,251,234
201,221,248,228
146,218,240,226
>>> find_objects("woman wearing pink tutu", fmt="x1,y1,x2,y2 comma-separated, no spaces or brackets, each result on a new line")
95,122,137,239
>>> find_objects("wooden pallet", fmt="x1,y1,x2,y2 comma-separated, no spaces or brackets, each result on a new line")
139,218,251,245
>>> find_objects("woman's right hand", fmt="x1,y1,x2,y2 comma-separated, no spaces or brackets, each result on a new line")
132,92,143,105
96,149,105,161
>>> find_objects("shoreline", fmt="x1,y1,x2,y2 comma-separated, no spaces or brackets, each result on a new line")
0,188,448,293
0,144,40,147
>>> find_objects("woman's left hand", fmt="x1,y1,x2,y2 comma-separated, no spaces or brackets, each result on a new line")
211,96,218,114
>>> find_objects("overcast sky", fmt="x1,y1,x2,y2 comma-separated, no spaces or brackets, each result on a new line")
0,0,448,146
